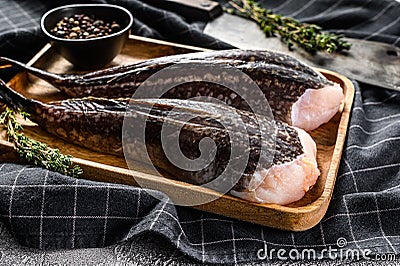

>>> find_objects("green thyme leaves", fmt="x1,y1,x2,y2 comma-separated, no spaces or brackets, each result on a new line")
0,107,82,177
226,0,351,53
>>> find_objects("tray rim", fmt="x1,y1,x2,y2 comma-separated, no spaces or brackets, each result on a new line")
0,35,355,230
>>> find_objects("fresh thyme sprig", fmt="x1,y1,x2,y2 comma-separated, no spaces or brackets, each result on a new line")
0,107,82,177
226,0,351,53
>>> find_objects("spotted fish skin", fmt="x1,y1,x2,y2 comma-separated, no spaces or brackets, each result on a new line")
0,50,332,125
0,79,305,192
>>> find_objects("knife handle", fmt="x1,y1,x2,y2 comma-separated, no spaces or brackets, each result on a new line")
146,0,223,22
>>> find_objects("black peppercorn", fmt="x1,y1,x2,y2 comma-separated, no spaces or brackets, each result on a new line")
50,13,121,39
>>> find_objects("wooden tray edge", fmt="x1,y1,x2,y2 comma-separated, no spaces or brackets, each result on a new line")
128,35,211,52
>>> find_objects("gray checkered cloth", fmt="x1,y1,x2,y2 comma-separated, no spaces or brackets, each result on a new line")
1,0,400,264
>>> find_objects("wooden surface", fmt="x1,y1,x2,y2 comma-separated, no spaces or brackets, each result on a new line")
0,35,354,231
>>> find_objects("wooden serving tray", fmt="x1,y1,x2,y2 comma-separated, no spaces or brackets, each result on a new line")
0,35,354,231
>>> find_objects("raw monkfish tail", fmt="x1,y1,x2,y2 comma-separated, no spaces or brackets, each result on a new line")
0,82,321,204
0,50,344,131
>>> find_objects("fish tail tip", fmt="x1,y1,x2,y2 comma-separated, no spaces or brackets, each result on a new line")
0,56,11,63
0,57,26,69
0,78,32,110
0,57,14,69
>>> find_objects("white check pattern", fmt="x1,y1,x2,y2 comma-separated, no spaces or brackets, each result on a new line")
1,0,400,264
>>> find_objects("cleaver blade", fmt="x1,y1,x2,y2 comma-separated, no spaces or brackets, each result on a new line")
204,13,400,91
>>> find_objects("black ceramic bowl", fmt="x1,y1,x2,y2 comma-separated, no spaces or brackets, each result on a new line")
41,4,133,69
